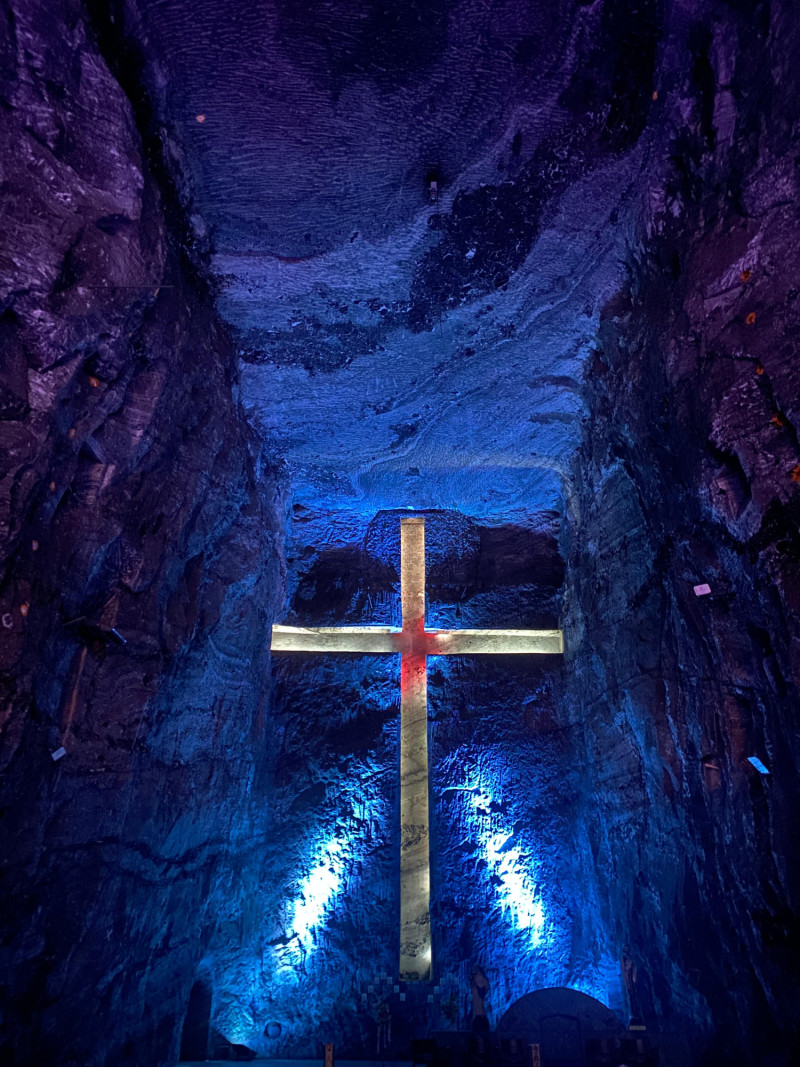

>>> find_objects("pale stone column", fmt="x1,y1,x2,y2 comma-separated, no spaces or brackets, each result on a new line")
399,518,432,981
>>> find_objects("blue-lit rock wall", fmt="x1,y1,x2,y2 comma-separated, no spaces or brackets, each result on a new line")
208,510,622,1058
560,6,800,1056
2,0,800,1064
201,2,800,1057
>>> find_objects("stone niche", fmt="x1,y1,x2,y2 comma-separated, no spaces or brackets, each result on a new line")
208,509,618,1058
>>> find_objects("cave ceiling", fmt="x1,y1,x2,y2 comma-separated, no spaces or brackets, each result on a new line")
131,0,661,546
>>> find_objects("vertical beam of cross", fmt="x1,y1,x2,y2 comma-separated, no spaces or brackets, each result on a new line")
399,518,431,981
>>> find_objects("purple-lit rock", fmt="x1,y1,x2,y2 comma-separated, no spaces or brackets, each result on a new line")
1,0,800,1065
0,2,281,1063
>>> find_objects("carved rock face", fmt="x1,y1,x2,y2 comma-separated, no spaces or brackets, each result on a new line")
0,3,281,1063
1,0,800,1064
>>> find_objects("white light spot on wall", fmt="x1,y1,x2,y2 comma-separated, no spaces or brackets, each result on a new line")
470,790,545,945
289,836,345,949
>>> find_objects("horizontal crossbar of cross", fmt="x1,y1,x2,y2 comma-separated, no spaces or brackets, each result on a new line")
271,625,564,655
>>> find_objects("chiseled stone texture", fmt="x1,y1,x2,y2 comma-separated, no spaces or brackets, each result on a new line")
236,511,574,1059
1,0,800,1064
564,4,800,1060
0,2,282,1064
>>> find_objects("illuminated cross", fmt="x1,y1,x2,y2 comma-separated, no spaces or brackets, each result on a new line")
271,517,563,982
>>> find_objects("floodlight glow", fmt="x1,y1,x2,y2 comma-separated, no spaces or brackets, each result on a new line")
470,789,546,945
289,836,345,948
747,756,770,774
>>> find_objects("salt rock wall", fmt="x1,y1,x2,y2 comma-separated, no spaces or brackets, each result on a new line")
563,4,800,1062
2,0,800,1064
211,509,625,1059
0,2,281,1064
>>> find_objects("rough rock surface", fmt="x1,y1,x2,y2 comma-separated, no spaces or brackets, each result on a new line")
564,7,800,1055
221,510,577,1057
1,0,800,1065
0,1,281,1063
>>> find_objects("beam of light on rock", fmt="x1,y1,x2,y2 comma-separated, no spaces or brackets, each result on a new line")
290,836,346,949
469,788,546,946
